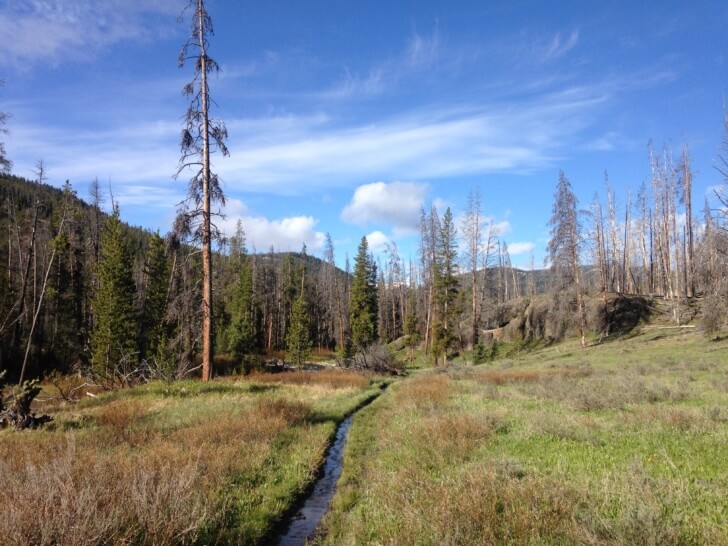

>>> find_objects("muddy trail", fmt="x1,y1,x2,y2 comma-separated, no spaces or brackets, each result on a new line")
269,386,387,546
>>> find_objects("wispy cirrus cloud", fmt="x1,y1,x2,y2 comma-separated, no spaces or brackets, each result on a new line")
6,119,179,185
219,87,606,192
542,30,580,60
312,25,444,101
406,27,441,68
318,68,386,100
0,0,179,67
7,83,606,201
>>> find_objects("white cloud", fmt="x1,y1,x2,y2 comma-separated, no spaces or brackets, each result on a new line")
8,82,607,203
0,0,179,67
490,219,512,237
365,230,390,254
543,30,579,60
114,183,182,209
220,199,325,253
407,27,441,67
322,68,386,100
218,89,604,192
432,197,452,214
341,181,428,234
6,119,179,187
506,241,536,255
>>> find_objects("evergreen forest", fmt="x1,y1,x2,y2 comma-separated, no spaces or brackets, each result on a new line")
2,139,728,384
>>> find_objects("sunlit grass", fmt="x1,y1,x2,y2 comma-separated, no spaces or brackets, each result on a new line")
0,372,382,545
320,329,728,545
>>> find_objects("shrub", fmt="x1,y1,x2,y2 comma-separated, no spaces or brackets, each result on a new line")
343,344,403,374
472,341,497,364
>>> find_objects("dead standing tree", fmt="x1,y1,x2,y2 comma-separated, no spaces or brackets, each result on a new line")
461,187,483,348
548,171,587,347
0,80,11,174
176,0,229,381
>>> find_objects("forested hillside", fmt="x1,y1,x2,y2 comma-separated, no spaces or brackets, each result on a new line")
3,144,728,385
0,173,354,380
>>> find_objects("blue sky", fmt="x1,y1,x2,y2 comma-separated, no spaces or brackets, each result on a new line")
1,0,726,268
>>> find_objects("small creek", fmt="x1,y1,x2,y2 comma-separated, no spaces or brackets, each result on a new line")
272,412,356,546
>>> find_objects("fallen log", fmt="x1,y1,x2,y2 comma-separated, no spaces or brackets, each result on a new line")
0,379,53,430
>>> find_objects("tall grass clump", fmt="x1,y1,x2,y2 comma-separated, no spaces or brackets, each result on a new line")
0,374,380,545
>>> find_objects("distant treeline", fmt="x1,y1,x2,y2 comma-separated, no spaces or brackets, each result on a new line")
1,143,728,381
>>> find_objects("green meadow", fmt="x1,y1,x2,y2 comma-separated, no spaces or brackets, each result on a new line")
320,329,728,545
2,329,726,545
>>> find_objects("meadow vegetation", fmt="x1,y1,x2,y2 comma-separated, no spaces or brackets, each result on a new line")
2,327,726,545
0,370,384,546
319,328,728,545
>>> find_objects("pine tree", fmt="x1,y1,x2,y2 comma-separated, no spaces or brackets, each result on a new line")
176,0,229,381
225,252,257,368
403,308,420,362
349,237,378,351
433,207,460,365
90,203,138,377
139,231,169,362
286,292,311,366
547,171,586,347
278,252,298,349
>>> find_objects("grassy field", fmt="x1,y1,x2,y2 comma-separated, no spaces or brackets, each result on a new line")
3,327,726,545
0,370,385,546
319,329,728,545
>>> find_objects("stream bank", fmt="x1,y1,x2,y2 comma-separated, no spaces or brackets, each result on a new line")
269,384,388,546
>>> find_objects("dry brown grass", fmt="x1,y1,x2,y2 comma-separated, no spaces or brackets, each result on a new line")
474,367,590,385
254,396,312,426
248,369,370,390
0,439,209,546
395,374,450,410
620,406,708,432
0,386,330,545
331,456,582,545
94,398,147,429
408,412,502,466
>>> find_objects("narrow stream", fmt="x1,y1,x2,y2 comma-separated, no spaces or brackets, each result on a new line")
273,413,355,546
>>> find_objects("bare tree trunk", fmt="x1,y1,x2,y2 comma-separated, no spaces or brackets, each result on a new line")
19,205,68,384
12,200,39,351
196,3,214,381
682,146,695,297
462,187,483,347
178,0,228,379
527,252,536,296
638,184,650,295
570,219,587,348
622,192,632,293
592,194,607,298
606,179,620,292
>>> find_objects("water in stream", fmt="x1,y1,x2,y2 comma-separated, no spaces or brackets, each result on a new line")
273,413,355,546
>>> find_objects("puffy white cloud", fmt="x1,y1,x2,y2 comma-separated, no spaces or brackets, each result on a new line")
490,219,512,237
341,181,428,234
220,199,325,253
506,242,536,255
365,230,390,254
